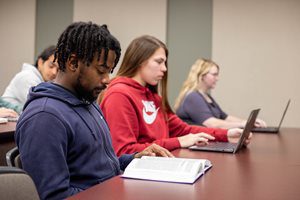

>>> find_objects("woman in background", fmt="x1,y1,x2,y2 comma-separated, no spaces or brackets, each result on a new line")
174,58,266,129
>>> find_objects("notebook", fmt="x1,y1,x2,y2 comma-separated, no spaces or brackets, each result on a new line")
189,109,260,153
252,99,290,133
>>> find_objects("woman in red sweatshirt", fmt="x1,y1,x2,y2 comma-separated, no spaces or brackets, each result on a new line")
100,35,251,156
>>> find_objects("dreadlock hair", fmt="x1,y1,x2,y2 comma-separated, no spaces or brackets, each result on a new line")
34,45,56,68
54,22,121,72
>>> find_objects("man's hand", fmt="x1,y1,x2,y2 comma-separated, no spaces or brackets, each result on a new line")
134,144,174,158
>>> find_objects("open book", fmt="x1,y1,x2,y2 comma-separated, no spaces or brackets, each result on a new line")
122,156,212,184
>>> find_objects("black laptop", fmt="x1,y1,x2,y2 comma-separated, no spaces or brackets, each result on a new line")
189,109,260,154
252,99,290,133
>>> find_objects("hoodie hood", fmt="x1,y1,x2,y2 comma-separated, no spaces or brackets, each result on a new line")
24,82,89,110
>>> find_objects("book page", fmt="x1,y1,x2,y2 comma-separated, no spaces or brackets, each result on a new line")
122,156,212,183
138,156,204,174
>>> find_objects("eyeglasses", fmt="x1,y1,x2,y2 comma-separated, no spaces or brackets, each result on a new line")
207,72,219,77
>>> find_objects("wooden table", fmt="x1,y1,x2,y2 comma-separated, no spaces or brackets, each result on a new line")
0,122,16,166
63,128,300,200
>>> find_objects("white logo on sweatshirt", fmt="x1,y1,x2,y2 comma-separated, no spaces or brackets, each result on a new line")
142,100,159,124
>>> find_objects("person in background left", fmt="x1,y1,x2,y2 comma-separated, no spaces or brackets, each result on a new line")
2,45,58,110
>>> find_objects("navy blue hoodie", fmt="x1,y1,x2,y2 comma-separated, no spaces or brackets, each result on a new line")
15,82,133,200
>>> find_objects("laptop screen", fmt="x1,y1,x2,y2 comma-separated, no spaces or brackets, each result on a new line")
277,99,291,129
234,109,260,153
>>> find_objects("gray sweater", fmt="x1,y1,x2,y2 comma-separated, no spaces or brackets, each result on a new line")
2,63,43,109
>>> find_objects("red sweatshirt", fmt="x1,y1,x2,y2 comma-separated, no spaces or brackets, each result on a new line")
101,77,228,156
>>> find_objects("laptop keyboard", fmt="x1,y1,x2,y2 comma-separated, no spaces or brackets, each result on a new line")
206,142,237,149
252,127,278,132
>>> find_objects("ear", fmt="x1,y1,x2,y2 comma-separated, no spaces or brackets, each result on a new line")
67,54,79,72
37,58,44,69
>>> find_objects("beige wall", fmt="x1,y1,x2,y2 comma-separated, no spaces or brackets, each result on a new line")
73,0,167,74
212,0,300,127
35,0,73,58
0,0,36,94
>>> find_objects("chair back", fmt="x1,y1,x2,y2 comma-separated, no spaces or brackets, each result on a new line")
6,146,22,168
0,166,40,200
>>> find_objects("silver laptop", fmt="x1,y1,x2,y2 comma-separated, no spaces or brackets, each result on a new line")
189,109,260,153
252,99,290,133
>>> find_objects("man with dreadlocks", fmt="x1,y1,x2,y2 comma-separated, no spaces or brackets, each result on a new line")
15,22,173,200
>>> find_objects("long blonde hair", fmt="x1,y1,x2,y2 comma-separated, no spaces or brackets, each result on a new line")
174,58,219,111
